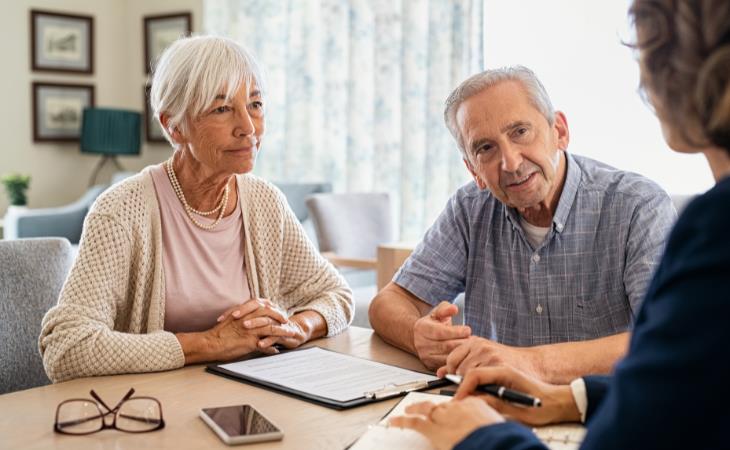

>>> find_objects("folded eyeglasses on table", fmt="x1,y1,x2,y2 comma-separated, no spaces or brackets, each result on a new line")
54,388,165,435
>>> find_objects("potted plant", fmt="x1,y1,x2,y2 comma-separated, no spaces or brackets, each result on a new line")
1,173,31,206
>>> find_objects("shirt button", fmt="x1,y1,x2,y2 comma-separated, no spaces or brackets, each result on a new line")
536,304,543,314
532,253,540,263
556,223,564,232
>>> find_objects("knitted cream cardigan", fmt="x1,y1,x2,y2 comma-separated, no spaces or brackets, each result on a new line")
39,168,353,383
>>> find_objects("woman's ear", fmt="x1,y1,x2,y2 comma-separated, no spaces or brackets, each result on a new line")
159,114,183,144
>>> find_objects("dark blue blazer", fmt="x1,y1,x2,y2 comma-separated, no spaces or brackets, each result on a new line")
456,175,730,450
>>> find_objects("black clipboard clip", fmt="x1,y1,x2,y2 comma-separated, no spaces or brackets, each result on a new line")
364,379,432,400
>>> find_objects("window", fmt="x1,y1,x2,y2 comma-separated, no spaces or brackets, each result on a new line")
484,0,713,195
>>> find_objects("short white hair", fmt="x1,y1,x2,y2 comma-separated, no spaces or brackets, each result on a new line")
444,66,555,157
150,35,266,144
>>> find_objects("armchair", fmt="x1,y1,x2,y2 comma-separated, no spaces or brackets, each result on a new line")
305,193,394,327
0,238,74,393
305,192,393,267
3,185,107,244
3,171,137,244
273,182,332,247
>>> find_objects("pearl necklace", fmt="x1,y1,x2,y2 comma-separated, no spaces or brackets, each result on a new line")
166,159,230,230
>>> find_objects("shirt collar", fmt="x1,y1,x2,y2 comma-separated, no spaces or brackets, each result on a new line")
503,151,581,235
552,152,581,234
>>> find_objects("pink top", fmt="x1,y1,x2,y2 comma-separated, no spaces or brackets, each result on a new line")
150,163,251,333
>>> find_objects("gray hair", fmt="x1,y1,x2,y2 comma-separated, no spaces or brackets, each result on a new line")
150,35,266,145
444,66,555,157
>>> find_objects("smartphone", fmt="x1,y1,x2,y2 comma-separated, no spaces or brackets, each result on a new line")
200,405,283,445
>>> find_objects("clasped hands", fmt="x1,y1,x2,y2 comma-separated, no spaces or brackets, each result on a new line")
207,298,309,361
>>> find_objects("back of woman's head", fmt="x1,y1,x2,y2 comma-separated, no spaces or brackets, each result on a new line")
630,0,730,153
149,35,266,144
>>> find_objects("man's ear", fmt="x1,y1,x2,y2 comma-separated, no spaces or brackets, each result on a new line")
463,157,487,190
159,114,184,144
553,111,570,151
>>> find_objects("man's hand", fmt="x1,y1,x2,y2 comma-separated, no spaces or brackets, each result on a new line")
436,336,543,379
454,366,580,426
413,302,472,370
389,397,504,450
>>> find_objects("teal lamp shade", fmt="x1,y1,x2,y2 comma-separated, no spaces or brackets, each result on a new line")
81,108,141,155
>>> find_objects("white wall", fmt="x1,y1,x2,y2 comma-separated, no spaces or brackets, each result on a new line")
0,0,202,215
484,0,714,195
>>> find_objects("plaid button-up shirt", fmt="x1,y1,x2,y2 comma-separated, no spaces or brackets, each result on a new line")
394,153,676,346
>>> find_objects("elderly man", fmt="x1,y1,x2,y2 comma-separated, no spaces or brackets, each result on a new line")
368,66,675,383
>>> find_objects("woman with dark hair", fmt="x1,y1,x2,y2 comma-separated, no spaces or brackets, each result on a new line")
390,1,730,448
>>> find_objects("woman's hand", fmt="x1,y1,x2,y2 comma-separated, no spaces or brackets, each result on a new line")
216,298,288,325
389,397,503,450
453,366,580,426
177,313,296,364
209,314,299,359
212,300,327,354
254,310,328,351
255,319,309,350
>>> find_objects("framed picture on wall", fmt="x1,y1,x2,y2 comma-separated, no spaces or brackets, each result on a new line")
30,10,94,74
32,82,95,142
143,12,192,74
144,85,166,143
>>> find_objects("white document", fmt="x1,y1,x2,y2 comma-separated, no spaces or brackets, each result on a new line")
218,347,438,403
350,392,586,450
350,392,450,450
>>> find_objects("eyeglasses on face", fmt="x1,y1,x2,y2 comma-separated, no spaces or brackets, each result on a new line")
54,388,165,435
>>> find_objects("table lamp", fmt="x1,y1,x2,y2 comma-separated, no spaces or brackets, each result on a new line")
81,108,141,186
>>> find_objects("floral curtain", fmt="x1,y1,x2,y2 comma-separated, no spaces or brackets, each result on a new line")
204,0,483,240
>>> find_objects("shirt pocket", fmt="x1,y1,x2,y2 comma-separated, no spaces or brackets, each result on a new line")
571,291,633,340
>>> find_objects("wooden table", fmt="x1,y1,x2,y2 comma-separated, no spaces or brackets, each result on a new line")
0,327,431,450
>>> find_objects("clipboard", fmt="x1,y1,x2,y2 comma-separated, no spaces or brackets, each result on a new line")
206,346,449,410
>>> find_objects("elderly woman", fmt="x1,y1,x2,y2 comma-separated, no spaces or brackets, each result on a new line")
40,36,353,383
390,1,730,449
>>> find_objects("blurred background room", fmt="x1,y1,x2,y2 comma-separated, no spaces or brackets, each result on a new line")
0,0,711,328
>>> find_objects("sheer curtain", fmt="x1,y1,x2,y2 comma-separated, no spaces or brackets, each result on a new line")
204,0,482,240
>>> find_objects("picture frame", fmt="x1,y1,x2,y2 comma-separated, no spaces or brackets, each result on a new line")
30,10,94,74
32,82,95,142
144,85,167,143
143,12,192,74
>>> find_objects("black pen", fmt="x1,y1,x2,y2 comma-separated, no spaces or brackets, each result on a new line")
445,374,542,407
